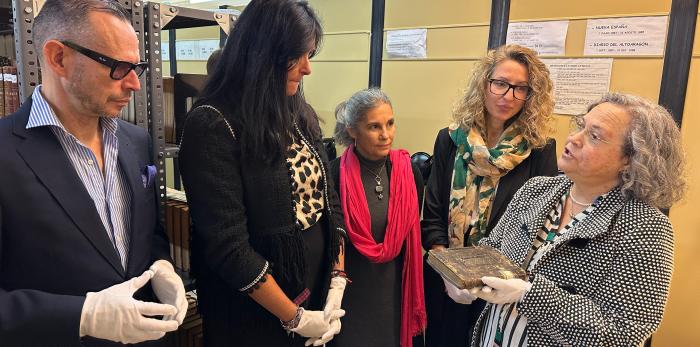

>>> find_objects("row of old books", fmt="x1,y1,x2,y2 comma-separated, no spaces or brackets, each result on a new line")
0,65,20,117
165,292,203,347
163,77,177,144
166,198,191,273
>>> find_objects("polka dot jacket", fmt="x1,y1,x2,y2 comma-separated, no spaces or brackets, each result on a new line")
471,175,674,347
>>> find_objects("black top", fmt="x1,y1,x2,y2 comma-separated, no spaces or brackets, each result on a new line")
328,151,424,347
421,127,558,249
178,105,346,346
421,127,558,347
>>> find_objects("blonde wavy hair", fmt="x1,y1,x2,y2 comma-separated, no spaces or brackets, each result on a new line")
587,93,686,209
452,44,554,148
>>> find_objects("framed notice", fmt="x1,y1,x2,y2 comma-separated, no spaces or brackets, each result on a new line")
506,20,569,56
541,58,613,115
584,16,668,56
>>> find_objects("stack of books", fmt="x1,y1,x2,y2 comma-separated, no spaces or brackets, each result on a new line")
0,65,20,117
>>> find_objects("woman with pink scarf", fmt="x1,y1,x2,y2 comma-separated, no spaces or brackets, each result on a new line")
328,88,426,347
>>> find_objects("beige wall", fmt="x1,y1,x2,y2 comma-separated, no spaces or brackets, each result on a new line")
658,12,700,347
303,0,372,138
382,0,491,154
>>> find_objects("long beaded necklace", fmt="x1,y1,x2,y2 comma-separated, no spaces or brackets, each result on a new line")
362,161,387,200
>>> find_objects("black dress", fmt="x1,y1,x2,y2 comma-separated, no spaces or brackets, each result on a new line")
328,149,425,347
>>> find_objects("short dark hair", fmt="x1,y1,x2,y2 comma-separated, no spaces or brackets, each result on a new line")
33,0,131,62
206,49,223,75
198,0,323,164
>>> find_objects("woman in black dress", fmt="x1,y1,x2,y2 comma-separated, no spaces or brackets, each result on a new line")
178,1,346,346
422,44,558,347
329,88,426,347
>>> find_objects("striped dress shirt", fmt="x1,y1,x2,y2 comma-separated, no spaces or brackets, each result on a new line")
26,86,132,269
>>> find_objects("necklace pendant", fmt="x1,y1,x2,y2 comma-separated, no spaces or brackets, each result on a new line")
378,193,383,200
375,185,383,193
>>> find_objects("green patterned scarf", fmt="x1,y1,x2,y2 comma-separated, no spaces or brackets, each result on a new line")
447,123,531,247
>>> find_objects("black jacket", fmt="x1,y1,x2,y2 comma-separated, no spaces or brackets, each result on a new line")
178,106,345,325
0,98,170,346
421,127,558,249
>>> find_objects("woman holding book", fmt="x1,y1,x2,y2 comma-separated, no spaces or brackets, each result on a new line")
328,88,426,347
178,1,347,346
421,44,558,347
469,93,685,346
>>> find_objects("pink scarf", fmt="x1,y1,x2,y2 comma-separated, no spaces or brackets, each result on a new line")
339,145,426,347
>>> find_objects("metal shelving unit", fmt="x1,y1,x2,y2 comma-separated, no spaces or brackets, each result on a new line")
142,2,234,223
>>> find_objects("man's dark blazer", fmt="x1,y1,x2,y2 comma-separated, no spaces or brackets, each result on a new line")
0,98,171,346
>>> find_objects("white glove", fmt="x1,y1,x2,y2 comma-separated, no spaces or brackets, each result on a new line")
472,276,532,305
79,270,179,344
304,311,344,346
442,276,477,305
304,277,347,346
150,260,188,324
291,308,345,338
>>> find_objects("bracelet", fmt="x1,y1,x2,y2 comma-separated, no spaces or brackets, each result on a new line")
330,269,352,284
280,306,304,331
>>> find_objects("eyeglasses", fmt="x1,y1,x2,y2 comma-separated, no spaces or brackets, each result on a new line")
569,115,613,145
488,79,532,101
61,41,148,80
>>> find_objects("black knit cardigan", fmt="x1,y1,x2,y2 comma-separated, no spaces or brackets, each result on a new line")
178,105,346,312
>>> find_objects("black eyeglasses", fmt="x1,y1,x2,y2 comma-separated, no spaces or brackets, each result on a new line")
61,41,148,80
488,79,532,101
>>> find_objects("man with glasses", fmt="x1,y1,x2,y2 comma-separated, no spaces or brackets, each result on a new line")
0,1,186,345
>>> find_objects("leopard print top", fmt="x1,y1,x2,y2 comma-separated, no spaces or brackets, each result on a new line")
287,140,325,230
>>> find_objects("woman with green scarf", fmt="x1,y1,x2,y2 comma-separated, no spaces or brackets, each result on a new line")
422,44,558,347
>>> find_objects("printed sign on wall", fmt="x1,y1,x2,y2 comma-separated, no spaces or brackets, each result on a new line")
507,21,569,56
584,16,668,56
542,58,613,115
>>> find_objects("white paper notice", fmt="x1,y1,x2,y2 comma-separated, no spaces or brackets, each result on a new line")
176,41,197,60
386,29,427,59
584,16,668,56
506,21,569,56
162,42,170,61
542,58,613,115
198,40,220,60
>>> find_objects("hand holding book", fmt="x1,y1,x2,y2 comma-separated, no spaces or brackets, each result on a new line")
426,246,528,290
472,276,532,305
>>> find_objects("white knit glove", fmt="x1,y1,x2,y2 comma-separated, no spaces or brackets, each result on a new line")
472,276,532,305
304,277,347,346
79,270,179,344
150,260,188,324
442,276,477,305
291,308,345,338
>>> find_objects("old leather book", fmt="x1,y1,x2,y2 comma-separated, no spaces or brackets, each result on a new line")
427,246,528,289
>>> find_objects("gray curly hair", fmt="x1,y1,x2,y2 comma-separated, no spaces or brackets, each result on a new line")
333,88,393,146
587,93,686,208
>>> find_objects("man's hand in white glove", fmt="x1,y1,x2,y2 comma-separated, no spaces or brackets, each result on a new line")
472,276,532,305
304,276,347,346
150,260,188,324
290,308,346,338
79,270,179,344
442,276,476,305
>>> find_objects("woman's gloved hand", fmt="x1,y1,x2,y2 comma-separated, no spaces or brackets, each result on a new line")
472,276,532,305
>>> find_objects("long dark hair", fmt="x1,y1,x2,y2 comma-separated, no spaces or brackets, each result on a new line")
199,0,323,163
